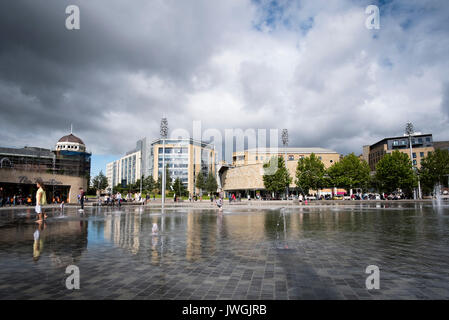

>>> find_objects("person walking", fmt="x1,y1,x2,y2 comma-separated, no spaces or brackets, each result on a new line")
35,178,47,222
79,187,85,211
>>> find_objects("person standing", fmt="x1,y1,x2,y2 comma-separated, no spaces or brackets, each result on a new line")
117,192,122,207
79,187,85,210
35,178,47,222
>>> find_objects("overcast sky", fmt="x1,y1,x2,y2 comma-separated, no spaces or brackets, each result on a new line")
1,0,448,176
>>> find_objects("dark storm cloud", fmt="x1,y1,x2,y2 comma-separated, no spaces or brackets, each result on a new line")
0,0,448,159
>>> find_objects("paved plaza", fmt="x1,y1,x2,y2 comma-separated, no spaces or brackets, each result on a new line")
0,202,448,300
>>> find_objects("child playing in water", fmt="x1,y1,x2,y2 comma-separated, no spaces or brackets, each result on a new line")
35,178,47,222
216,197,223,210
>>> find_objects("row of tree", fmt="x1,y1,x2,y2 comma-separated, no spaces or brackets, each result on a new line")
89,166,219,197
263,149,449,197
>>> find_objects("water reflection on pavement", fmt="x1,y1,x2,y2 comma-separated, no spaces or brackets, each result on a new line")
0,203,448,299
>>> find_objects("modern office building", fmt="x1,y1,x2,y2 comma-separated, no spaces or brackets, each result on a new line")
363,133,434,171
106,137,217,195
106,149,142,189
148,138,216,195
0,133,91,203
220,147,340,196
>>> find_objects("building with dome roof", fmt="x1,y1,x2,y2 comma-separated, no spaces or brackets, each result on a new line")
0,132,91,204
56,133,87,152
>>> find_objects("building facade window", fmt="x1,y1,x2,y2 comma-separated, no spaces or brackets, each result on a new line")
420,152,424,157
413,153,416,158
288,155,294,161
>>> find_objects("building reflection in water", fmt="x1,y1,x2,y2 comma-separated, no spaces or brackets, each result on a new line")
103,210,142,255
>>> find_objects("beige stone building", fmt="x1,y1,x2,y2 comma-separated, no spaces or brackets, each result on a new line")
221,147,340,195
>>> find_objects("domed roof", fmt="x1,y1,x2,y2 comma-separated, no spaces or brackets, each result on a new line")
58,134,85,145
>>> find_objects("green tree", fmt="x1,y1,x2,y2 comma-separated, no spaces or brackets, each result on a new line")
419,149,449,194
143,175,156,194
263,156,292,198
375,150,417,193
295,153,325,195
195,171,206,195
172,177,188,197
205,172,218,194
327,153,370,192
92,171,109,192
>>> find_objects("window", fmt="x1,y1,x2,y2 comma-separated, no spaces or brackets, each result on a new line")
318,156,322,160
426,137,430,142
401,140,407,145
413,160,417,166
255,156,258,161
420,152,424,157
418,138,423,143
330,160,333,163
393,140,399,146
413,153,416,158
288,155,294,161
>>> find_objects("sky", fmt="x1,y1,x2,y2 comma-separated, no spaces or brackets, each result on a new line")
1,0,448,178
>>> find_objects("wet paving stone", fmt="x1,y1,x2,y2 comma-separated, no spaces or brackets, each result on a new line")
0,203,449,299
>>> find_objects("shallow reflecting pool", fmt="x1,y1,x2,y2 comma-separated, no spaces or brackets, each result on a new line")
0,203,449,299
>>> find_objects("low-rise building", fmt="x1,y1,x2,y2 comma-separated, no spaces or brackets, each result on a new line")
221,147,340,197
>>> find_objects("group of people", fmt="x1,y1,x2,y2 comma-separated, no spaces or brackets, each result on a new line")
102,192,125,206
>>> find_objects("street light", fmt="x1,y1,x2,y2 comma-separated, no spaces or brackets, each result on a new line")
405,122,420,199
281,129,289,200
160,117,168,208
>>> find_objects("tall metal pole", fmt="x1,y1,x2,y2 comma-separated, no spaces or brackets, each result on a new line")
139,151,143,196
406,122,417,200
162,139,166,208
282,129,289,200
160,117,168,209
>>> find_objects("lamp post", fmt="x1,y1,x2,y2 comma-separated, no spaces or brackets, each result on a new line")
139,151,143,200
281,129,289,200
405,122,419,199
160,117,168,208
